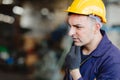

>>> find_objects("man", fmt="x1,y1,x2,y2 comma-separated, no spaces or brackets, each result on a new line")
64,0,120,80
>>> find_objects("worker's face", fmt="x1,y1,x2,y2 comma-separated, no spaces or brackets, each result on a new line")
67,14,96,46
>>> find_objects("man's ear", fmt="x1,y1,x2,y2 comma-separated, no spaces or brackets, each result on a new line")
94,22,101,34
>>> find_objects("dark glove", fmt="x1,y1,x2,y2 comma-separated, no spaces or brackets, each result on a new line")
65,44,81,70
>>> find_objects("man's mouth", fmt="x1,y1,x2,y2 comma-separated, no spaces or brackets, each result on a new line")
73,38,79,42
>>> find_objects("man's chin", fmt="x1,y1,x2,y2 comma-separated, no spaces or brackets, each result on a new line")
74,42,82,46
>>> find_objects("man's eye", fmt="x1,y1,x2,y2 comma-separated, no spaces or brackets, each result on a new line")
76,26,80,28
75,26,82,29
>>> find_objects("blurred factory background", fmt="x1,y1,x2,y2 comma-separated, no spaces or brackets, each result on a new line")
0,0,120,80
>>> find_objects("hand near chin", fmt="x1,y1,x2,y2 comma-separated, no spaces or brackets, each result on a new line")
65,44,82,79
65,45,81,70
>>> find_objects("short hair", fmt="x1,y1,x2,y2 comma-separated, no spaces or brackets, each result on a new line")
88,15,103,27
68,12,103,27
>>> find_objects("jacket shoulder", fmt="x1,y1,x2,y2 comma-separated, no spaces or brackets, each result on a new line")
103,44,120,64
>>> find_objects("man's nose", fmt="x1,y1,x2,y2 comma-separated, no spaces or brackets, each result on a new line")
68,27,76,36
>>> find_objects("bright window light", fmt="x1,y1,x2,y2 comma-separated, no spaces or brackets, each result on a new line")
13,6,24,15
0,14,15,24
2,0,14,5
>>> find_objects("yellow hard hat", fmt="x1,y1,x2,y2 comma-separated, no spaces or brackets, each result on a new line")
65,0,106,23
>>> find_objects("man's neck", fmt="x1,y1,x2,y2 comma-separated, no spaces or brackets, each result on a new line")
82,32,103,55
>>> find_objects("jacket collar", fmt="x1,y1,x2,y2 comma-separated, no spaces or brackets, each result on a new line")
90,30,111,57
